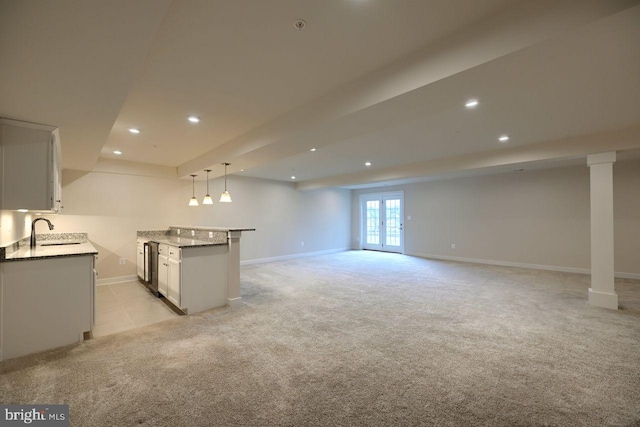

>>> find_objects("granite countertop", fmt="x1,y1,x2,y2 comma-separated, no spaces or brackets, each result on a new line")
3,241,98,262
170,225,256,232
139,226,254,247
149,237,227,248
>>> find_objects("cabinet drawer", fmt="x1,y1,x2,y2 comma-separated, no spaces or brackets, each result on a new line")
167,246,181,260
158,243,180,259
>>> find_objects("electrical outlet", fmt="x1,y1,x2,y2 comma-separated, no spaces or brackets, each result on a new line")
209,231,213,238
191,230,195,237
451,244,456,249
177,229,181,235
301,241,305,247
119,258,126,265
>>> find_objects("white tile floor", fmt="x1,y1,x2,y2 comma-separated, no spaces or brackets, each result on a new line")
93,280,178,337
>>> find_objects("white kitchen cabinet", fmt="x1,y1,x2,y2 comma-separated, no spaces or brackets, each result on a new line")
157,243,182,307
158,254,169,297
167,257,181,307
136,243,145,280
0,255,94,361
0,118,62,212
146,239,228,314
136,239,149,283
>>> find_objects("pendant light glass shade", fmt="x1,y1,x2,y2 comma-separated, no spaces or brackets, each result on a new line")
189,174,199,206
219,162,232,203
202,169,213,204
219,191,232,203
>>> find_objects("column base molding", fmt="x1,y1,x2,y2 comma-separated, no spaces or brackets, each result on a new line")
588,288,618,310
227,297,242,308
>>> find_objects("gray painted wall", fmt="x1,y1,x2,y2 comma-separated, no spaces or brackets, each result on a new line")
43,165,351,280
352,160,640,276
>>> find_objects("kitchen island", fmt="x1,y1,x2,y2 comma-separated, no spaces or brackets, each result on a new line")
137,226,254,314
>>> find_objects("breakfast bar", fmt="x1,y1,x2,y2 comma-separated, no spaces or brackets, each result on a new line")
137,225,254,313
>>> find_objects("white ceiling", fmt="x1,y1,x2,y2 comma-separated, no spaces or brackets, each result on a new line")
0,0,171,170
1,0,639,188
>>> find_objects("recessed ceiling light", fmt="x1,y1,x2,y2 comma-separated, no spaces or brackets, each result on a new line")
499,135,510,142
128,128,140,134
365,161,372,166
187,116,200,123
310,148,316,152
240,169,244,172
294,19,306,31
17,209,28,213
465,99,479,108
291,176,296,180
113,150,122,155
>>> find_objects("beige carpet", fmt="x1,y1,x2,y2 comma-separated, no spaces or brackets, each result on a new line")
1,251,639,426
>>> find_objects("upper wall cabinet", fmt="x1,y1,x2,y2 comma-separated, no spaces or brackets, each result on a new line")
0,118,62,213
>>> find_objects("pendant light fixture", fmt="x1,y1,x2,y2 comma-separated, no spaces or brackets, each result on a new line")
188,174,199,206
202,169,213,205
219,162,232,203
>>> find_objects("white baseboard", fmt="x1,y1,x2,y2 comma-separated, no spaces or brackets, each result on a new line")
241,247,350,266
97,275,139,286
615,272,640,280
405,252,640,280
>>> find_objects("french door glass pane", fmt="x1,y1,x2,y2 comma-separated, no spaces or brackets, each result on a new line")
385,199,401,247
366,200,380,245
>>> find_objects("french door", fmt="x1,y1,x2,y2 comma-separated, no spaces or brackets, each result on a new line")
361,192,404,253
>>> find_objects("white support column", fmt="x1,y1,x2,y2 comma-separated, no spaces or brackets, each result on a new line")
226,231,242,307
587,152,617,310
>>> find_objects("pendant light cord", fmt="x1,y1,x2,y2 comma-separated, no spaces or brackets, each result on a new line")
223,162,229,191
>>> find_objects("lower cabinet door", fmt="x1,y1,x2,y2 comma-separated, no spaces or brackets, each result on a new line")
158,254,169,297
136,245,144,279
167,258,181,307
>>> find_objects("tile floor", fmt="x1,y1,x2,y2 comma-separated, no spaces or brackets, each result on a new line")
93,280,179,337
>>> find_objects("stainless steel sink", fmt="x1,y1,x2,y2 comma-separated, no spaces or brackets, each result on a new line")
41,242,82,246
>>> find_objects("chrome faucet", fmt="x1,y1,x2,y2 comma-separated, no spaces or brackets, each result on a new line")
30,218,54,248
